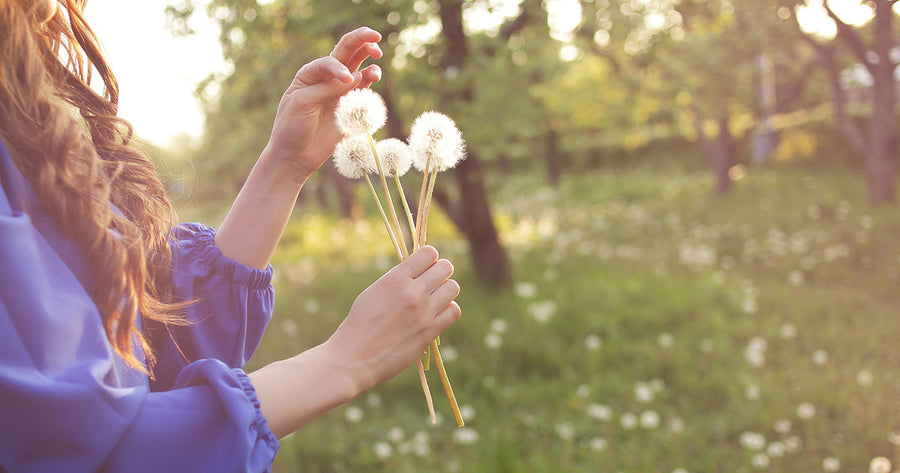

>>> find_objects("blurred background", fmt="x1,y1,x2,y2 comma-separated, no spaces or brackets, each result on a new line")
94,0,900,471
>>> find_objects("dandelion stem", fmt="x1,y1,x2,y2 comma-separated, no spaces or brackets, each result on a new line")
393,174,418,249
367,133,408,258
424,345,431,371
418,168,439,248
417,357,437,424
431,340,464,427
414,153,433,249
364,175,403,261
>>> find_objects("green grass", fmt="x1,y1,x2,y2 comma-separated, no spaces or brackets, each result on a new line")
234,163,900,472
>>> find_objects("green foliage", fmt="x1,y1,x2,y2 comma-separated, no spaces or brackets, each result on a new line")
214,162,900,472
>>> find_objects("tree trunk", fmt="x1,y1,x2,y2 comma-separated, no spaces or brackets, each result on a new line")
453,152,510,287
865,0,897,204
436,0,510,288
545,126,562,186
695,114,735,195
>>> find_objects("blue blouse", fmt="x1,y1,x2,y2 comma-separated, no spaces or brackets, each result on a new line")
0,139,279,472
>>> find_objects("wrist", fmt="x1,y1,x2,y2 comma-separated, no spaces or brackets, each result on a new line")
258,144,316,186
315,339,375,400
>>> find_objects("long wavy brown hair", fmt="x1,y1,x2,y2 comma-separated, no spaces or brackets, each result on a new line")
0,0,186,374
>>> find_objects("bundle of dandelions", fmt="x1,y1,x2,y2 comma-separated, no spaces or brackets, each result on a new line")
333,88,466,428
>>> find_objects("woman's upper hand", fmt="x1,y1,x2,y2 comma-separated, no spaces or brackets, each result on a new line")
263,27,383,179
325,246,462,394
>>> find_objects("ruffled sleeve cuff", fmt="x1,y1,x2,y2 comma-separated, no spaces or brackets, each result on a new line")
234,369,280,461
170,222,273,290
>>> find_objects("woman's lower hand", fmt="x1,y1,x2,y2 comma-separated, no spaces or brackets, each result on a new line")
326,246,462,394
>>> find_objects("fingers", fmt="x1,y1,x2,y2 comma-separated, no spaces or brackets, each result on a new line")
296,56,354,86
331,27,382,68
417,259,455,293
395,245,439,278
430,301,462,335
346,42,383,72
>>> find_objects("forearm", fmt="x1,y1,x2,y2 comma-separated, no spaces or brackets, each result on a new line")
248,342,366,438
215,148,311,269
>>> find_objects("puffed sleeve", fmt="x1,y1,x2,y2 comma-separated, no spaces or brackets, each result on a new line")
149,223,275,390
0,198,279,472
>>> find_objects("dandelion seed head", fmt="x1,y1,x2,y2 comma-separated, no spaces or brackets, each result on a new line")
812,350,829,366
773,419,792,434
409,111,466,172
740,431,766,451
588,403,613,421
345,405,364,423
372,441,393,459
797,402,816,420
751,453,771,470
375,138,413,177
856,369,873,386
640,410,660,429
484,332,503,349
555,422,575,441
335,88,386,136
766,441,786,458
584,334,603,351
589,437,608,451
869,457,891,473
620,412,638,430
452,427,479,445
333,136,375,179
822,457,840,472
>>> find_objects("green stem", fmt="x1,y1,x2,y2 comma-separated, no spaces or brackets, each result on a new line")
394,174,418,250
431,340,464,427
364,175,403,261
414,153,433,249
367,134,408,258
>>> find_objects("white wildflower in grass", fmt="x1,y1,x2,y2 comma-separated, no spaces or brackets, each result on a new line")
745,384,761,401
822,457,841,472
528,300,557,324
576,384,591,398
366,393,382,408
482,376,496,389
514,281,538,298
333,136,375,179
784,436,802,453
640,410,660,429
773,419,792,434
812,350,829,366
780,323,797,340
459,405,476,423
752,453,771,470
589,437,608,451
484,332,503,350
634,382,655,403
797,402,816,420
869,457,892,473
388,426,405,443
555,422,575,441
668,417,685,433
856,368,873,386
440,345,459,362
584,334,603,351
888,432,900,447
372,441,393,460
588,403,613,421
744,337,767,368
345,405,364,423
280,319,299,338
335,88,386,136
658,332,675,349
489,318,509,334
620,413,638,430
672,469,688,473
452,427,479,445
740,431,767,451
375,138,413,177
766,441,786,458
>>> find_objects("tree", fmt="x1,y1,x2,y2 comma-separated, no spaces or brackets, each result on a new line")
781,0,899,203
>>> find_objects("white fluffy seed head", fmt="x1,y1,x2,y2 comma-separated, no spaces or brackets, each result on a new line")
335,88,387,136
333,136,375,179
408,111,466,172
375,138,413,177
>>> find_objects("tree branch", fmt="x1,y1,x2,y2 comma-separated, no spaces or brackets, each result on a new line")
823,2,875,74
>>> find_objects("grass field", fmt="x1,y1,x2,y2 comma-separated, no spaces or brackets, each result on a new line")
236,163,900,472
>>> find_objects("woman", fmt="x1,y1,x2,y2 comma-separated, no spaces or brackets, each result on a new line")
0,1,462,471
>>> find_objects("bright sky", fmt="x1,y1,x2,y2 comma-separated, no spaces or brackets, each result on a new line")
84,0,225,147
81,0,875,148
